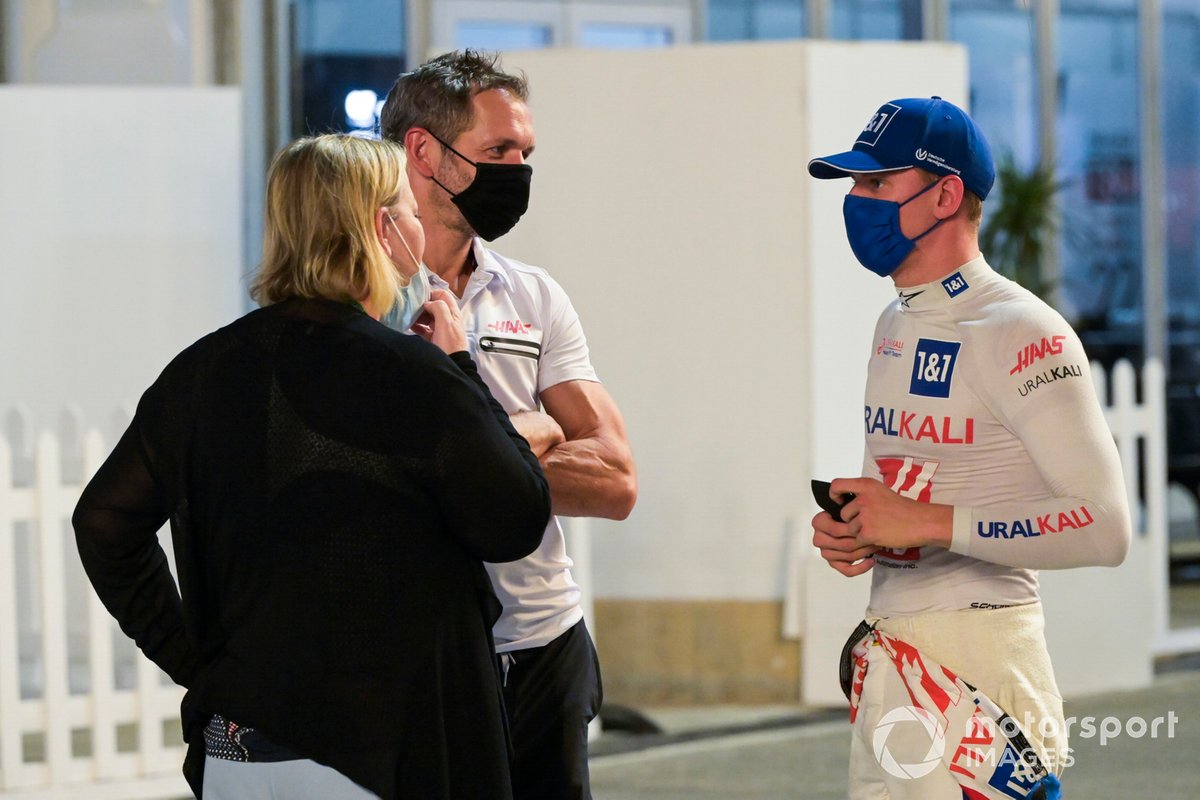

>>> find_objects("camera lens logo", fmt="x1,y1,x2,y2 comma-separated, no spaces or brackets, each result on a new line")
872,706,946,779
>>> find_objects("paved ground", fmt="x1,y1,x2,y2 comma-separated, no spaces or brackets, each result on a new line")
153,662,1198,800
590,664,1200,799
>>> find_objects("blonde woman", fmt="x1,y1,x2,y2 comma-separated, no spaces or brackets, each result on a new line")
74,135,549,799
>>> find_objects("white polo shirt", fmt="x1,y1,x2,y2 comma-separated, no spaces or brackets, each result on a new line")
429,239,598,652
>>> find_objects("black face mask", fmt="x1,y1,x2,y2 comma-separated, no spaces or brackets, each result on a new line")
430,135,532,241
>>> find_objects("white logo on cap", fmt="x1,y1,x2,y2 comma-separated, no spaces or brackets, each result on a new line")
856,103,902,148
914,148,962,176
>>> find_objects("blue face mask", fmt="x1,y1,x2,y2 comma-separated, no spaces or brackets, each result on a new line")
380,214,431,333
842,179,942,277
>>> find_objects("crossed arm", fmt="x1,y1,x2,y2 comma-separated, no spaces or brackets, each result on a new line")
509,379,637,520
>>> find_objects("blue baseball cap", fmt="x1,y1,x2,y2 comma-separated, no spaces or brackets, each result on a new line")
808,96,995,200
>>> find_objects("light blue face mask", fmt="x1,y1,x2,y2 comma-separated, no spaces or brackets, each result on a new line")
842,178,943,277
380,213,431,332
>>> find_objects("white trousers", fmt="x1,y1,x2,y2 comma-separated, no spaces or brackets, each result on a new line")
848,603,1067,800
202,755,380,799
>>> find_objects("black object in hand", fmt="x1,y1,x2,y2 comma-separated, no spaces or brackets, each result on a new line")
811,479,855,523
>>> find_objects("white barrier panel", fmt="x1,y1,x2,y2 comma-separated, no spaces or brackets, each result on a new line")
499,41,959,603
0,409,188,799
1039,359,1160,696
0,83,239,798
801,359,1164,706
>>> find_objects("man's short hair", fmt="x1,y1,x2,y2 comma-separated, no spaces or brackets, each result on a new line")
962,190,983,225
379,49,529,146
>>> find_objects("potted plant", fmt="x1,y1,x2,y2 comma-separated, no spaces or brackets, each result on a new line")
979,153,1063,301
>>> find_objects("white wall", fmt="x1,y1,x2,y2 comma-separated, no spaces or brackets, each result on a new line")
500,41,963,600
0,87,243,439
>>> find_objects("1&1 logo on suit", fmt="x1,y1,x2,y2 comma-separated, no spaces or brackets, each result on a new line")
909,339,961,398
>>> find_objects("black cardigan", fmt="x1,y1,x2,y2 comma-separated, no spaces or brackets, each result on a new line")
73,297,550,799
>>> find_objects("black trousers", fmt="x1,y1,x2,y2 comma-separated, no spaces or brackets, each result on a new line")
500,619,603,800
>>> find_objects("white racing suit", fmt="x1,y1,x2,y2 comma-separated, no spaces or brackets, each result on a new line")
847,256,1131,798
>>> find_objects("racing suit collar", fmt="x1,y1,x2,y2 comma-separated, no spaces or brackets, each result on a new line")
896,255,991,312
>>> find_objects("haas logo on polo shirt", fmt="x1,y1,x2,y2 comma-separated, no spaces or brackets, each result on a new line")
487,318,533,334
479,317,541,361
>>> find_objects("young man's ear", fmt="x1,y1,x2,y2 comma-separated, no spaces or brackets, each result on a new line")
935,175,966,220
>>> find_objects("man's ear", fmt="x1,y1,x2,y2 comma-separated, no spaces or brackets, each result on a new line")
404,128,438,179
935,175,966,220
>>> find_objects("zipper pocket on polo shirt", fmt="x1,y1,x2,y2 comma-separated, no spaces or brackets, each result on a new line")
479,336,541,361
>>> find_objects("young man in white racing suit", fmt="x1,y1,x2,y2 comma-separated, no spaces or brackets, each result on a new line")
808,96,1131,800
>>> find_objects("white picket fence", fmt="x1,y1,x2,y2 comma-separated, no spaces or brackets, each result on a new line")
1094,359,1169,653
0,407,188,799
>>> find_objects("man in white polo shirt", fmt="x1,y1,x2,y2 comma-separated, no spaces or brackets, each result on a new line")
380,50,637,800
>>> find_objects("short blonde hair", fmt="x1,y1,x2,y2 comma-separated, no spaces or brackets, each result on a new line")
961,190,984,226
251,135,407,314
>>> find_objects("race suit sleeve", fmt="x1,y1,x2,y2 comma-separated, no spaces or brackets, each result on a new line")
948,311,1132,569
